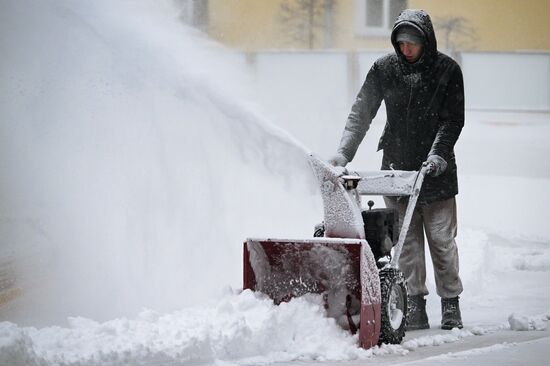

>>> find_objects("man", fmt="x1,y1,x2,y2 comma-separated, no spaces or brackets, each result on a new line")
328,9,464,330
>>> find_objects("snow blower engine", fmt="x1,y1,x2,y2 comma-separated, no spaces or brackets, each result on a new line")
243,155,431,348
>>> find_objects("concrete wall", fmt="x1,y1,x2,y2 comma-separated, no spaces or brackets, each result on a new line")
244,50,549,156
247,50,550,112
462,52,550,111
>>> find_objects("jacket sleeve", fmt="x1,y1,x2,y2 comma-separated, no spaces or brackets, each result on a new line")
429,63,465,161
337,63,383,162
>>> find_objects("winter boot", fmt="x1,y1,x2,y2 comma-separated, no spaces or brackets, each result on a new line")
406,295,429,330
441,296,463,330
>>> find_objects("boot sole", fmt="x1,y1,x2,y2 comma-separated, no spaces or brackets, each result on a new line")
441,323,463,330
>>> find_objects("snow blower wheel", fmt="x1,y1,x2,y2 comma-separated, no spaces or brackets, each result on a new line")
378,268,407,345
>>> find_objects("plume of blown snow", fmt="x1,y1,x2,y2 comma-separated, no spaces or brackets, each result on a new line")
0,0,320,325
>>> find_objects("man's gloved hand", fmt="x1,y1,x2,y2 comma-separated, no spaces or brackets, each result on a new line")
427,154,447,177
327,153,348,167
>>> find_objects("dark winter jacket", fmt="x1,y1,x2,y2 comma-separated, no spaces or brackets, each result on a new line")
337,9,464,204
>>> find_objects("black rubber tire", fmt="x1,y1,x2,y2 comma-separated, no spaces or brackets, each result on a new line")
378,268,407,345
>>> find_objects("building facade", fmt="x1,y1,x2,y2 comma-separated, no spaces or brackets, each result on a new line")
180,0,550,52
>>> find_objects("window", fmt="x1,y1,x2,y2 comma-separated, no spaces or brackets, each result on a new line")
178,0,209,31
356,0,406,36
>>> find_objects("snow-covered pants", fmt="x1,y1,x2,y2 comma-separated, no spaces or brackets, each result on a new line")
384,196,463,299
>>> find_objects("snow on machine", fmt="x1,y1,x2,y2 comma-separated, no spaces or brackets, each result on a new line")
243,155,431,348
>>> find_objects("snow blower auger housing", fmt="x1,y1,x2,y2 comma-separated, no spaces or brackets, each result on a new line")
243,155,431,348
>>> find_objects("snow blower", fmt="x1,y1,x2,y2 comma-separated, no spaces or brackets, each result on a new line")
243,155,431,348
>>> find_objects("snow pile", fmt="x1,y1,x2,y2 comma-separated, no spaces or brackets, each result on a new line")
512,251,550,272
5,290,542,366
402,328,475,350
0,291,370,366
508,312,550,331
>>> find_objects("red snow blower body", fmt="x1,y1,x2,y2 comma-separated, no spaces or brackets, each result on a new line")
243,155,431,348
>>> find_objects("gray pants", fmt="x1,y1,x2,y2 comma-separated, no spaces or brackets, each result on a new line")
384,196,463,299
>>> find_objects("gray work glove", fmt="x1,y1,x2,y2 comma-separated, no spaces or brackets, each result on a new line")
327,153,348,167
427,155,447,177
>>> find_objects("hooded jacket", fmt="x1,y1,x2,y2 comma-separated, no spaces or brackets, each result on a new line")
337,9,464,204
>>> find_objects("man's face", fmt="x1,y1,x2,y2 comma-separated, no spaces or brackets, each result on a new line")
399,42,423,63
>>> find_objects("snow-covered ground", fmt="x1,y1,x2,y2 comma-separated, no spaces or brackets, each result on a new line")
0,1,549,365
